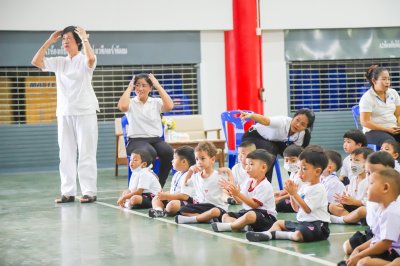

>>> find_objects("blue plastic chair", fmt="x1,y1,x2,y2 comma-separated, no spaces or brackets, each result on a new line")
121,115,161,184
351,105,378,151
220,110,284,190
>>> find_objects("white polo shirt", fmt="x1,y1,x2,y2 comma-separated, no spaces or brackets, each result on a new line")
253,116,305,146
320,172,346,203
241,178,277,217
126,96,163,138
232,163,250,190
128,168,162,195
359,87,400,133
43,53,99,116
296,183,330,223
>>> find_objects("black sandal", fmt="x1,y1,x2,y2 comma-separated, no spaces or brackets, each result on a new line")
80,195,97,203
55,195,75,203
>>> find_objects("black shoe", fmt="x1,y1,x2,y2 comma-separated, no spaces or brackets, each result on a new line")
245,232,271,242
148,208,165,218
227,197,237,205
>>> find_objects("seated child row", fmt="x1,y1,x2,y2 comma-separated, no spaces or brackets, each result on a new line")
118,133,400,265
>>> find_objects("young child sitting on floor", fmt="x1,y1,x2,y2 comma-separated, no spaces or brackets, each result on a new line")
246,145,331,243
274,144,303,213
148,146,196,218
381,139,400,173
342,168,400,266
321,149,346,203
117,149,161,209
175,141,228,224
329,147,373,224
211,149,277,233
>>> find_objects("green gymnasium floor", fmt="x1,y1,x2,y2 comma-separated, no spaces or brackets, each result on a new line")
0,168,366,266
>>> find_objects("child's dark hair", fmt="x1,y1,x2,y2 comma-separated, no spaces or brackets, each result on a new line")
283,144,303,158
246,149,275,171
293,108,315,130
365,65,388,87
175,145,196,166
299,145,328,170
131,149,153,167
382,139,400,159
343,129,367,147
375,168,400,196
239,140,256,149
62,26,82,51
367,151,395,168
351,147,373,159
324,149,342,171
195,141,218,158
134,73,153,88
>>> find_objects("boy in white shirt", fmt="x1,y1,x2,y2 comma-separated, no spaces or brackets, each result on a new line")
148,146,196,218
175,141,229,224
340,129,367,186
246,146,331,243
344,168,400,266
221,141,256,205
321,150,346,203
117,149,162,209
330,147,373,224
381,139,400,173
275,144,303,213
211,149,277,232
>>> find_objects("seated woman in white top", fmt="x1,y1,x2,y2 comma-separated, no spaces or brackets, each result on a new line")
240,108,315,182
359,65,400,147
118,73,174,187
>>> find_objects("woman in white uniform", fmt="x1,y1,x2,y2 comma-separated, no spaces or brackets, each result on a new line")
240,108,315,182
32,26,99,203
359,65,400,147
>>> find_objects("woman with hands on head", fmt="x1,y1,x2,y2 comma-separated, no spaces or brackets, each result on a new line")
31,26,99,204
359,65,400,147
118,73,174,187
240,108,315,182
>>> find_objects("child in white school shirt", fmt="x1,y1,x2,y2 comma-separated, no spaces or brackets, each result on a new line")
148,146,197,218
211,149,277,232
117,149,161,209
381,139,400,173
321,150,346,203
175,141,228,224
246,146,331,243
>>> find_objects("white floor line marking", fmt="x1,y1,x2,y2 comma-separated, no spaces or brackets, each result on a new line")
95,200,335,266
97,189,123,193
330,232,356,236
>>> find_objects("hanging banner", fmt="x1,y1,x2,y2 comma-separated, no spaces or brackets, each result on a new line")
285,27,400,61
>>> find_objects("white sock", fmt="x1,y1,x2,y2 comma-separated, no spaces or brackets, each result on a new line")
274,231,294,240
330,215,345,224
176,215,197,224
214,223,232,232
154,207,163,211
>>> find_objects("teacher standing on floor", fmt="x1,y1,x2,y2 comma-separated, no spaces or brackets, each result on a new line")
31,26,99,203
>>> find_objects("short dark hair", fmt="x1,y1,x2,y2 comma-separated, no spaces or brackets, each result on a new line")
239,140,256,149
283,144,303,158
195,141,218,157
293,108,315,130
134,73,153,88
175,145,196,166
343,129,367,147
365,65,389,87
375,168,400,196
324,149,342,171
351,147,373,159
299,145,328,170
382,139,400,157
246,149,275,172
367,151,395,168
131,149,153,167
62,26,82,51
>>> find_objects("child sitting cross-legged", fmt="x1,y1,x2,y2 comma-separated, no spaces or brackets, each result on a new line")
343,168,400,266
320,149,346,204
175,141,228,224
148,146,197,218
117,149,162,209
246,145,331,243
211,149,277,233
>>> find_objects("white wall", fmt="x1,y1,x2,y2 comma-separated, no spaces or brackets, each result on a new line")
0,0,232,31
199,31,227,135
261,0,400,30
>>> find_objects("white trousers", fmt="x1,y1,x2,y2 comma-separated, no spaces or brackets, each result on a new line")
57,114,98,196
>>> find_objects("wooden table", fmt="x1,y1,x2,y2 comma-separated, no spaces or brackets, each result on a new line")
167,139,226,167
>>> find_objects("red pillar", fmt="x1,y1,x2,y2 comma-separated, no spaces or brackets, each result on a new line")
224,0,263,114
